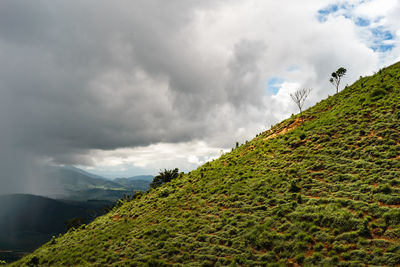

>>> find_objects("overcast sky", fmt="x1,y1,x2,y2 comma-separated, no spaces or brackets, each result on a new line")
1,0,400,193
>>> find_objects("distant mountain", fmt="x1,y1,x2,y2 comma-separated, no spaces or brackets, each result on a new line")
0,194,110,263
116,175,154,182
36,167,151,201
60,166,106,180
114,175,154,191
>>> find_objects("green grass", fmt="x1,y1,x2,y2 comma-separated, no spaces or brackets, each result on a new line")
11,61,400,266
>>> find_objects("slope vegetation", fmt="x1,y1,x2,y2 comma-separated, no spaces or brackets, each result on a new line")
12,62,400,266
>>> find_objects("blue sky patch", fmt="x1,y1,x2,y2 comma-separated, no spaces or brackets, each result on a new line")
317,4,338,22
318,4,338,15
316,3,396,53
317,3,369,25
267,77,285,95
371,27,393,40
370,26,395,52
372,44,395,52
355,17,370,27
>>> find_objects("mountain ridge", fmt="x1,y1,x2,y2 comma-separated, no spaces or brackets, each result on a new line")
35,167,152,201
11,61,400,266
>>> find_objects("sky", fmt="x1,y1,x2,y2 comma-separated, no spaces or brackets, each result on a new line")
1,0,400,193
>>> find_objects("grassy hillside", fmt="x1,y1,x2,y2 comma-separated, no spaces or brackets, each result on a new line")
11,62,400,266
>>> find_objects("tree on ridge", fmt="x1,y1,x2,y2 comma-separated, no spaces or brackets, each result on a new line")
290,88,312,123
330,67,347,94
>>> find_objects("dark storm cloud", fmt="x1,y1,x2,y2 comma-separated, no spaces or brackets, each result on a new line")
1,0,394,193
0,0,263,193
226,39,267,107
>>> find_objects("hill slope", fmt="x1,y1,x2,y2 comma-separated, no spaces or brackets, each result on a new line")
12,62,400,266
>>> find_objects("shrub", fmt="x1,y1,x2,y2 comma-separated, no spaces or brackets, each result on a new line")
314,242,324,252
289,181,301,193
299,132,307,140
294,253,305,264
150,168,179,189
370,88,386,100
65,217,86,231
358,219,371,238
27,256,39,266
383,209,400,224
255,231,273,249
377,184,392,194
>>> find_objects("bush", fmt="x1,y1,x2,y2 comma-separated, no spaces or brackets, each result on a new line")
378,184,392,194
27,256,39,266
299,132,306,140
289,181,301,193
294,253,305,264
150,168,179,189
314,242,324,252
65,217,86,231
383,209,400,224
358,219,371,238
370,88,386,100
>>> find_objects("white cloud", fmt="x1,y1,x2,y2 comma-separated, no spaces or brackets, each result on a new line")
80,141,228,176
354,0,397,18
80,141,228,177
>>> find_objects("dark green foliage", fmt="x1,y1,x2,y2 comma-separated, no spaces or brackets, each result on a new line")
150,168,179,189
370,88,386,100
103,193,138,212
358,219,371,238
294,253,305,264
12,61,400,266
64,217,86,231
289,181,301,193
298,131,306,140
383,209,400,224
27,256,39,266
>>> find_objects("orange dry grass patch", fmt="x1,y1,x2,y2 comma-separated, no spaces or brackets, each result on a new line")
264,117,304,140
378,202,400,208
368,130,383,140
112,214,122,221
287,258,301,267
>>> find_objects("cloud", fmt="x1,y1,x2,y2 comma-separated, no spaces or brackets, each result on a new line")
78,141,226,178
316,0,399,54
353,0,397,18
0,0,399,193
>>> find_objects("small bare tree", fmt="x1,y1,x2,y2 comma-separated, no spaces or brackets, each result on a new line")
290,88,312,122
